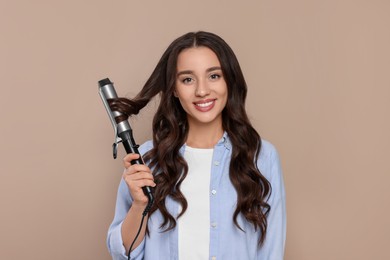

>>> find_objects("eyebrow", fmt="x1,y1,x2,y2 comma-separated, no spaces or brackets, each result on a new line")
176,66,222,77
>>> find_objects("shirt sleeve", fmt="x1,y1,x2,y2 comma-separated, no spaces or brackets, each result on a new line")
257,141,287,260
106,178,146,260
106,141,154,259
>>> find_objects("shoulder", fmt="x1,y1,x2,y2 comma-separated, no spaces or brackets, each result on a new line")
259,139,279,162
257,139,283,182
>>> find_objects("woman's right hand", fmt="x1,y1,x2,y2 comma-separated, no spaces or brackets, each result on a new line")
122,153,156,206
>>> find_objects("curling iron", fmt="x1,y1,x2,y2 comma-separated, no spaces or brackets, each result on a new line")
98,78,154,207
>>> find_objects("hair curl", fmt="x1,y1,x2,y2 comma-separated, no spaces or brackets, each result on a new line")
109,31,271,245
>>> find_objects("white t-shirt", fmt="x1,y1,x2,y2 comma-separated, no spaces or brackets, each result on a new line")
178,146,213,260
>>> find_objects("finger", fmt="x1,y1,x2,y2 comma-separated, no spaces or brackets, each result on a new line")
123,164,152,175
123,171,154,181
122,153,141,168
125,178,157,189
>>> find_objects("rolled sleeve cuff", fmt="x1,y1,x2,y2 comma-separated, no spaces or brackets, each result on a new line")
108,221,145,260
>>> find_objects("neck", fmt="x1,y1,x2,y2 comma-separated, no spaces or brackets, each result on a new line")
186,122,224,149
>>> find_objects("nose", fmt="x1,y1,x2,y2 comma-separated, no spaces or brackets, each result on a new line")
195,79,210,97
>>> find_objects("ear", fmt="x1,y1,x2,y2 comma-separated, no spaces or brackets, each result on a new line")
173,90,178,98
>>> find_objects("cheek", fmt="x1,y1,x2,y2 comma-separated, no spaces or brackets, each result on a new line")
220,87,228,105
174,90,189,108
175,87,192,102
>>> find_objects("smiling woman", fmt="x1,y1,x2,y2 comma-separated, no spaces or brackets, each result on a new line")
107,31,286,260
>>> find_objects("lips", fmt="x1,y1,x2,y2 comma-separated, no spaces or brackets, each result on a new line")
193,99,216,112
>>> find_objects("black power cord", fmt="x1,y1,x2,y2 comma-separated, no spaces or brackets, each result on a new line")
127,201,153,260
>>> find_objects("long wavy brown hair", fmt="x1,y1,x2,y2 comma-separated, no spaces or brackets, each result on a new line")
110,31,271,245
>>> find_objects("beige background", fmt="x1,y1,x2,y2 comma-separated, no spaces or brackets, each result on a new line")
1,0,389,259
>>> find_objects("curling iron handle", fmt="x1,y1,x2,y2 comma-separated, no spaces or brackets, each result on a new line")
118,130,154,202
118,131,143,162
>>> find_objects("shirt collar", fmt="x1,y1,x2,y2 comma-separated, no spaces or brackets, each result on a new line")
180,131,232,152
216,131,232,150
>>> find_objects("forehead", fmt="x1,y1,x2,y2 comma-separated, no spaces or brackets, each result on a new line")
177,47,220,70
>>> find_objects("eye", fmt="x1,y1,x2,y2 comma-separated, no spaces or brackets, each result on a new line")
181,77,194,84
209,73,221,80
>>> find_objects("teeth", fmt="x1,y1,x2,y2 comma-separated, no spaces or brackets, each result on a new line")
196,101,213,107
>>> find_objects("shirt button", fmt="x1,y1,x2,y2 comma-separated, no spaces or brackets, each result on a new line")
211,257,216,260
214,161,220,166
211,189,217,195
211,222,217,228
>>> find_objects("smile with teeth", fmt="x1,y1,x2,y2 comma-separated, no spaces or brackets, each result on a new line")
194,99,216,111
196,101,214,107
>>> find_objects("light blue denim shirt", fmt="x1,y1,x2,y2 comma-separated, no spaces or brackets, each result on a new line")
107,133,286,260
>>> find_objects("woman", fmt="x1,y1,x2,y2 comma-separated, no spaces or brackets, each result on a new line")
107,31,286,260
